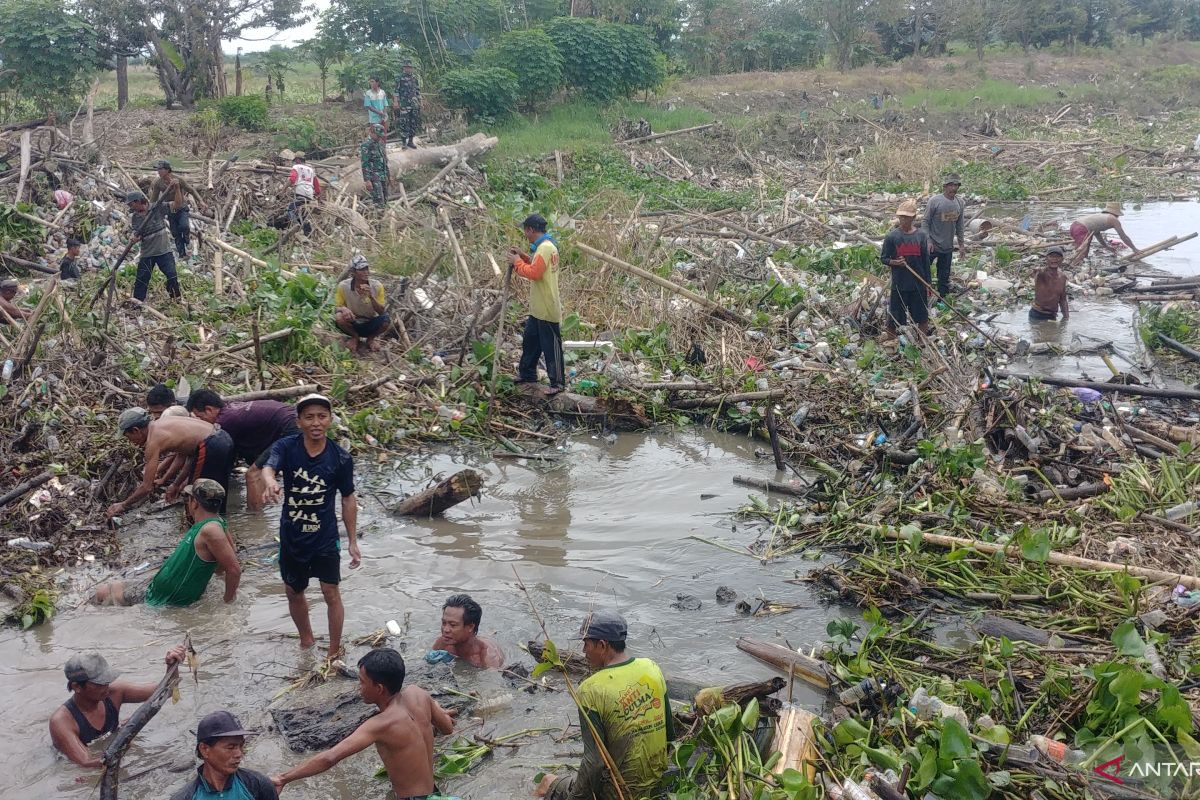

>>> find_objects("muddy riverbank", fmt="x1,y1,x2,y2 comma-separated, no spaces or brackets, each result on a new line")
0,430,840,799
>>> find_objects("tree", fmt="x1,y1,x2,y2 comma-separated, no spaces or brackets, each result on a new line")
544,16,664,100
822,0,870,70
79,0,147,109
257,45,295,103
300,36,345,100
475,29,564,109
0,0,100,120
320,0,504,71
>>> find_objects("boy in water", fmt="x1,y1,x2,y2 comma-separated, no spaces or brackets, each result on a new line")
1030,246,1070,322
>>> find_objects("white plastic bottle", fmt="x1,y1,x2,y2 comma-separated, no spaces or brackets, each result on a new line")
1029,735,1087,765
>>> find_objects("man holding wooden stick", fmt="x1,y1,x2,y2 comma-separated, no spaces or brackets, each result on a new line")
508,213,565,396
49,646,186,767
126,191,182,302
1069,202,1140,261
535,610,673,800
881,199,932,338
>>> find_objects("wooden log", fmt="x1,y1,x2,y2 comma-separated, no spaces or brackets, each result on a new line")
575,242,748,326
1032,482,1110,503
339,133,497,195
99,660,181,800
526,639,590,675
765,405,785,471
392,469,483,517
735,638,832,691
199,327,293,360
1121,232,1197,264
0,252,57,275
732,475,812,498
223,383,317,402
15,130,31,203
1124,423,1180,455
638,381,717,392
620,122,717,145
0,470,53,506
879,527,1200,590
973,614,1087,647
672,389,785,410
996,371,1200,401
1157,333,1200,364
773,705,819,782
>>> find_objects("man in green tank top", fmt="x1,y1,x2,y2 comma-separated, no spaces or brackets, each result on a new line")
536,610,673,800
93,480,241,606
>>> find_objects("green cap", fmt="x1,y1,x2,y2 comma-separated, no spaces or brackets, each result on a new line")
184,479,225,510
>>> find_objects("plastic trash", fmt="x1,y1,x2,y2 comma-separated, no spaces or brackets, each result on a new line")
790,406,810,428
838,677,885,706
1070,387,1102,403
839,778,880,800
1029,735,1086,765
908,687,969,727
424,649,454,665
385,619,403,636
1172,586,1200,607
1,359,13,382
6,537,53,552
893,389,913,409
1164,501,1197,521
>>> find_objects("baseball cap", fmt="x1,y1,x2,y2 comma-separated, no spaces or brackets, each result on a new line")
296,393,332,414
350,254,370,271
125,190,147,204
184,479,226,509
942,172,962,185
117,407,151,433
65,653,120,685
1046,245,1065,256
154,160,173,171
196,710,258,742
576,609,628,643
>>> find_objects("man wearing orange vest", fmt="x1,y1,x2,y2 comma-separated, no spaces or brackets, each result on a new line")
507,213,564,396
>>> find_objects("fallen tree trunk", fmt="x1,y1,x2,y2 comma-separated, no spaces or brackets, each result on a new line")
338,133,498,195
672,389,786,410
973,614,1086,647
1,252,57,275
1157,333,1200,364
392,469,483,517
879,527,1200,589
223,384,318,402
996,371,1200,401
732,475,813,498
0,470,53,506
99,660,181,800
542,390,652,430
735,637,832,691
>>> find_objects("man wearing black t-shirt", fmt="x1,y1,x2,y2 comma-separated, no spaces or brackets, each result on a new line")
881,198,933,337
262,394,360,660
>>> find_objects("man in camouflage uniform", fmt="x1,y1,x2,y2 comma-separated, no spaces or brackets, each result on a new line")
359,123,390,208
393,61,421,149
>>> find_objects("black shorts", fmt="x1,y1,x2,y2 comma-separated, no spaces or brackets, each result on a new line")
888,287,929,327
192,430,235,512
279,550,340,593
351,313,390,337
1029,307,1058,321
251,422,301,468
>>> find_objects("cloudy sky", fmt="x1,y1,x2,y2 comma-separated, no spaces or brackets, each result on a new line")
226,0,329,52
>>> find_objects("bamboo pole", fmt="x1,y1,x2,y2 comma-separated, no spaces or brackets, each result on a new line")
879,527,1200,590
620,122,717,145
996,371,1200,401
213,249,223,295
1121,232,1197,264
575,242,748,325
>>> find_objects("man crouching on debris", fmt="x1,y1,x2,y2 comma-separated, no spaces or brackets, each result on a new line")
881,199,932,338
50,646,186,767
1030,245,1070,322
272,648,453,797
106,407,234,519
508,213,565,396
534,610,673,800
334,254,391,353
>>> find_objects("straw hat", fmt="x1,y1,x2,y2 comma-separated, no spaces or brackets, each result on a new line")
896,199,919,217
1104,202,1124,216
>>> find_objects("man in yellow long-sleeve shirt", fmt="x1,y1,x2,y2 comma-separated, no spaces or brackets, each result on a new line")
507,213,564,395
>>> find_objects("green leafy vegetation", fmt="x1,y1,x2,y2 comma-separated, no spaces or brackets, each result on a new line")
545,17,665,102
214,95,269,131
475,29,564,110
0,0,99,121
441,67,520,122
336,45,417,97
1140,305,1200,348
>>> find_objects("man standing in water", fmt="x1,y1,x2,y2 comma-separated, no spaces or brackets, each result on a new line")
106,408,234,517
171,711,277,800
922,173,967,299
1069,203,1140,260
272,648,453,796
881,199,932,338
1029,246,1070,322
429,593,506,668
262,394,360,659
50,646,187,767
508,213,565,395
535,610,673,800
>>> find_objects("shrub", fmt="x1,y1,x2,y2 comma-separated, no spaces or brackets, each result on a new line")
275,114,340,156
190,107,222,153
475,29,563,109
337,46,418,97
544,17,664,102
441,67,519,122
216,95,269,131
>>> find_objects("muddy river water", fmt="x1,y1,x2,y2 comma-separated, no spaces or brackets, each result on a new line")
2,200,1196,799
0,431,837,799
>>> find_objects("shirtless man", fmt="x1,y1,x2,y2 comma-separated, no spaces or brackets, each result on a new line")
49,646,187,767
1069,203,1140,260
106,407,234,518
272,648,453,798
430,593,505,669
1030,246,1070,322
0,277,31,323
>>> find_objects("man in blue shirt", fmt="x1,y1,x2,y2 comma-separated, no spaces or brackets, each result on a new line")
262,394,361,660
169,710,276,800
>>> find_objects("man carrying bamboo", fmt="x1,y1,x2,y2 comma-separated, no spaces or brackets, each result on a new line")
881,199,932,338
360,124,390,208
534,610,673,800
1069,203,1140,261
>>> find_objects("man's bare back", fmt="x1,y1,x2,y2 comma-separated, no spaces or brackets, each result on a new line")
369,691,443,798
401,685,455,772
148,415,215,457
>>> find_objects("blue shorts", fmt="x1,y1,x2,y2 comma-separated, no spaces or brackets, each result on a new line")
351,314,390,337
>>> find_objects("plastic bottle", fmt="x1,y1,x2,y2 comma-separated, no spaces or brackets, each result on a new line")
385,619,403,636
893,389,913,409
1029,735,1087,766
1164,501,1197,521
838,677,884,706
790,406,810,428
840,778,880,800
1,359,13,382
907,687,969,728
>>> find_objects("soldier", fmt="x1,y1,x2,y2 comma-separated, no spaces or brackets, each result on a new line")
393,60,421,149
359,124,390,208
